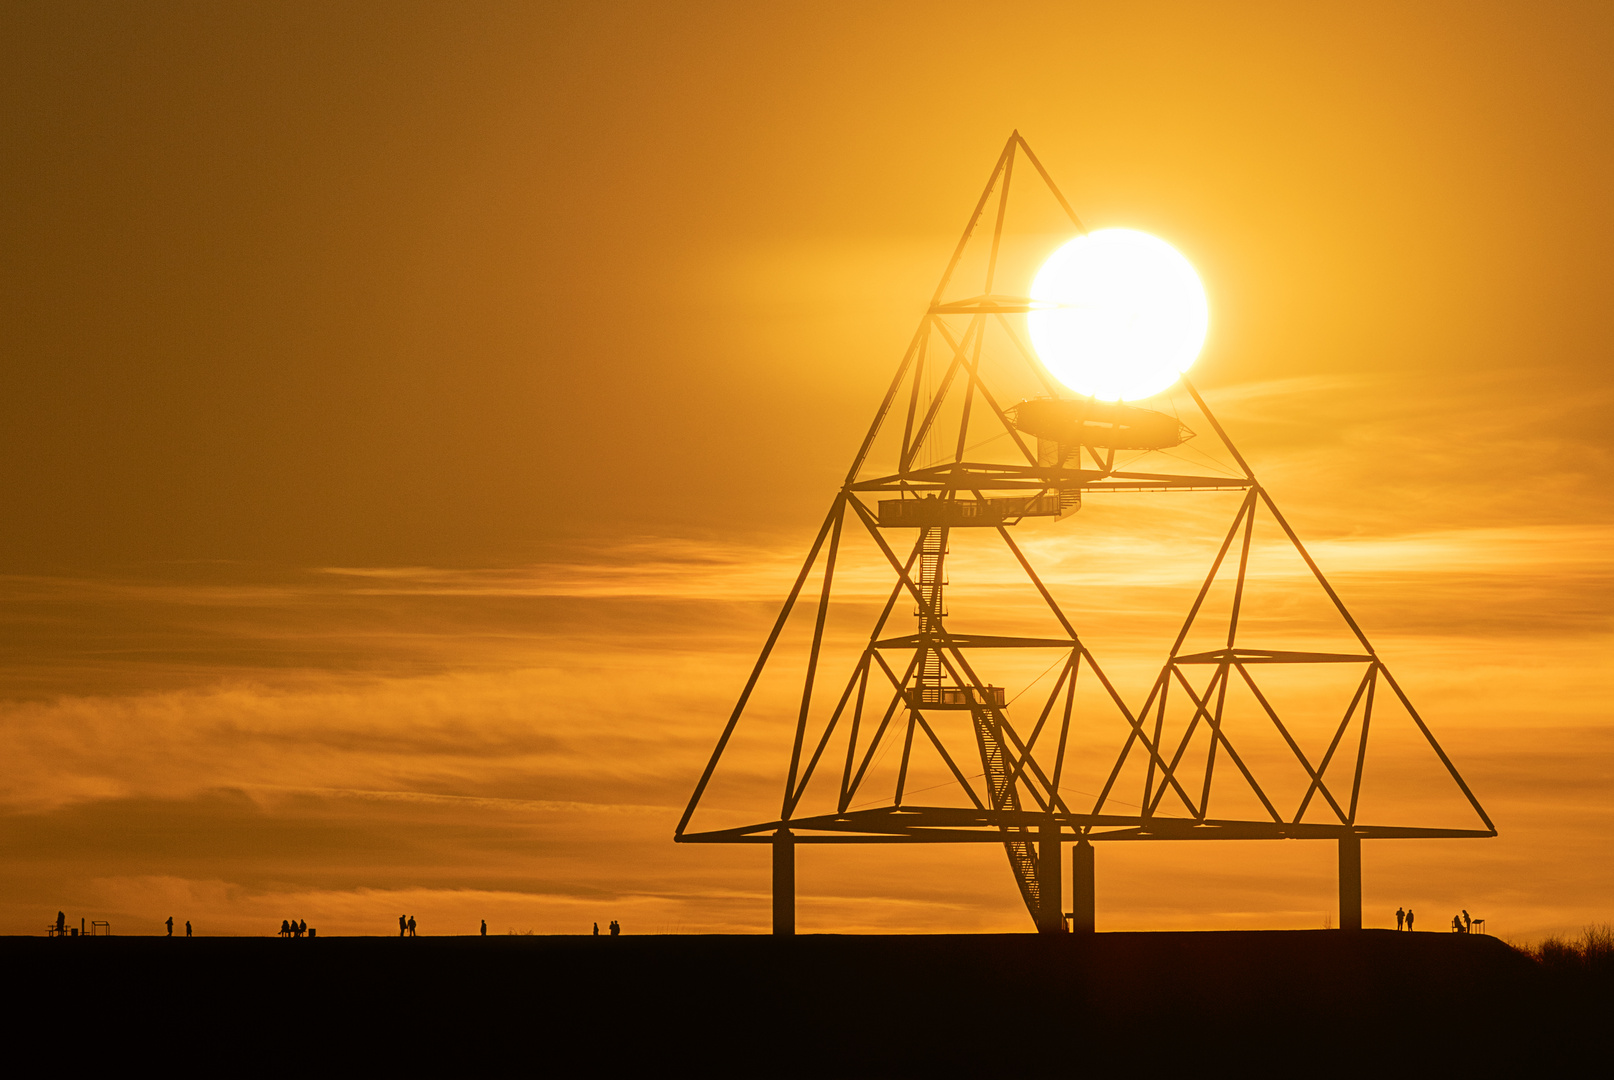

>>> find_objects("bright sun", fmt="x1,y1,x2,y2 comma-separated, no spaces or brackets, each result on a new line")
1027,228,1208,402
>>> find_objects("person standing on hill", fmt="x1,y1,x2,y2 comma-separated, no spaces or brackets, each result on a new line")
1396,906,1405,930
166,916,174,937
1462,910,1471,933
407,915,417,937
480,919,487,937
399,914,407,937
1406,908,1415,931
185,921,192,937
592,922,599,936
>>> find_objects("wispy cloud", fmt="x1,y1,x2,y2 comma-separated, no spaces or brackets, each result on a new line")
0,523,1609,938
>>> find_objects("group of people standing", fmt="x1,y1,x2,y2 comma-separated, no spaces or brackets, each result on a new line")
279,919,311,938
398,914,417,937
592,920,621,936
1395,906,1480,933
165,916,192,937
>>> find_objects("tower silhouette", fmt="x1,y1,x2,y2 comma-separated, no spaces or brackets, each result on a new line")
675,133,1494,934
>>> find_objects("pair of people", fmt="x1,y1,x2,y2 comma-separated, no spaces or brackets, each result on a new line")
1451,910,1473,933
398,914,417,937
1396,907,1415,930
281,919,308,938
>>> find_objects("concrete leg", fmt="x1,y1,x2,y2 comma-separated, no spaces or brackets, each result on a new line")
1339,833,1362,931
772,828,795,936
1071,839,1095,934
1038,819,1063,933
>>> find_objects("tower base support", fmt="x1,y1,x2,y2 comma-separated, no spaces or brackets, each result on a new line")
773,829,795,936
1037,819,1063,933
1070,839,1095,933
1338,833,1362,931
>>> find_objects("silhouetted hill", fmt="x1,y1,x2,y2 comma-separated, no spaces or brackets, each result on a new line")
5,930,1593,1074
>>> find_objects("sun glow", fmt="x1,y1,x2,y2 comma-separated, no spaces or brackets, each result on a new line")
1027,228,1208,401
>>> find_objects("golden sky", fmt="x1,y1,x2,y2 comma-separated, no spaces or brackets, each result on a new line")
1,2,1610,938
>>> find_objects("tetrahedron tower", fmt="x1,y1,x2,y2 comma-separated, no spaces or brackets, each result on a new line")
675,132,1494,934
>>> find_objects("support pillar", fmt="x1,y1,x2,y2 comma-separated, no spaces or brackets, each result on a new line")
1037,818,1063,933
772,828,795,936
1338,833,1361,931
1070,839,1095,934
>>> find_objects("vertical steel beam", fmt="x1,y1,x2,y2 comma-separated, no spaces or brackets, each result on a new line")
1038,819,1063,933
982,141,1015,294
1048,652,1078,803
1071,839,1095,933
676,502,839,838
898,326,929,468
1347,666,1377,825
894,713,917,805
1338,833,1362,931
773,828,795,936
783,498,845,815
929,135,1016,308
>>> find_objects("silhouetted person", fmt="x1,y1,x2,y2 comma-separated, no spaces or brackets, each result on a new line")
1462,910,1471,932
54,911,66,937
166,916,174,937
399,915,407,938
1396,906,1405,930
609,920,620,937
299,919,307,937
185,921,192,938
592,922,599,937
1452,915,1462,933
281,919,291,938
480,919,487,937
407,915,416,937
1406,908,1415,931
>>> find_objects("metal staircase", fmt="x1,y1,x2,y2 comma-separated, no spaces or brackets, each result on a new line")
914,524,1043,921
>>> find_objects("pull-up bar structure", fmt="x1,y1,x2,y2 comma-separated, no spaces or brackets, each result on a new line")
675,132,1494,935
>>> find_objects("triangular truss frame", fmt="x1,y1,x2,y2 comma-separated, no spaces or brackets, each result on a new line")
674,133,1494,932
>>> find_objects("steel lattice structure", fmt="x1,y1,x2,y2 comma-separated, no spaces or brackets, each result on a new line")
675,133,1495,934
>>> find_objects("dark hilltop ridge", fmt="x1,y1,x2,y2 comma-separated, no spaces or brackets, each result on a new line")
6,930,1605,1074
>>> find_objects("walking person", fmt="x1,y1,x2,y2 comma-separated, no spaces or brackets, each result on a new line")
1396,906,1405,931
185,921,192,938
166,916,174,937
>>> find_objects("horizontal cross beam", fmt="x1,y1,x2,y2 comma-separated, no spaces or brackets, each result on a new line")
675,805,1496,843
1173,649,1376,665
874,633,1079,650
